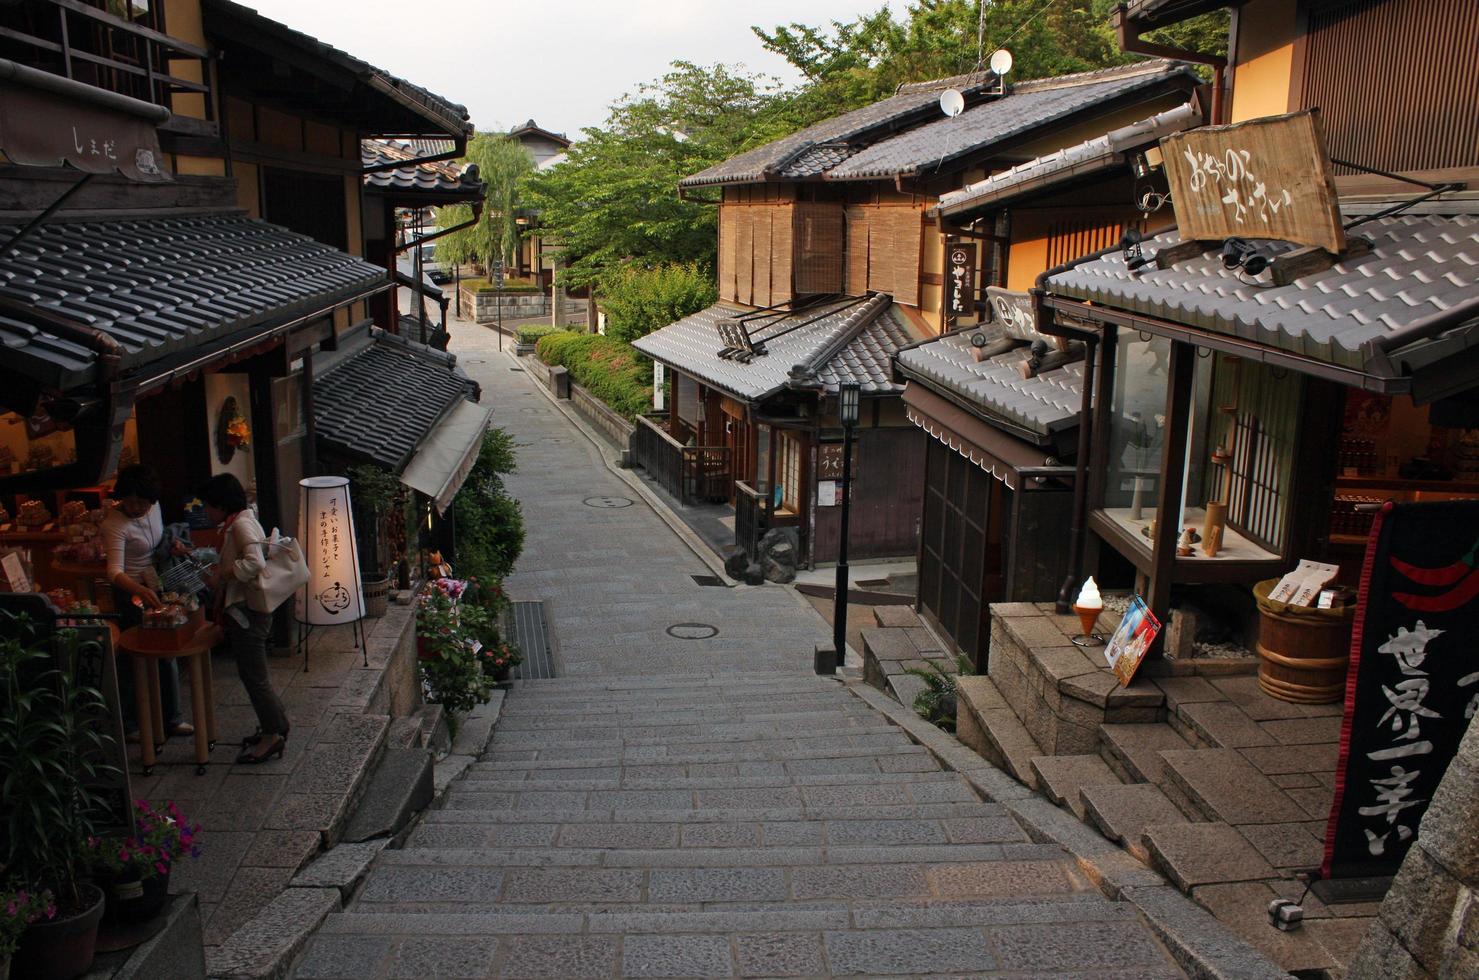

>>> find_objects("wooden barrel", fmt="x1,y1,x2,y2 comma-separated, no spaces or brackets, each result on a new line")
1253,579,1355,704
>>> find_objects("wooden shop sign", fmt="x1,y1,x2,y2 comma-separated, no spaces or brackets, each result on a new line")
1160,110,1345,254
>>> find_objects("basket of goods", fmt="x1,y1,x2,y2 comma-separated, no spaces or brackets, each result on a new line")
54,507,107,563
135,593,205,651
59,500,88,524
16,499,52,528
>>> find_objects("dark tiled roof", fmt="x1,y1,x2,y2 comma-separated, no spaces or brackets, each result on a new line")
827,61,1197,180
1042,211,1479,372
1123,0,1231,27
0,212,389,389
203,0,470,138
313,328,476,471
679,74,1000,189
509,120,571,147
896,331,1083,442
936,102,1203,217
633,295,918,402
362,140,483,199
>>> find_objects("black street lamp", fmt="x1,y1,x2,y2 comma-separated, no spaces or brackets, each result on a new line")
832,382,861,670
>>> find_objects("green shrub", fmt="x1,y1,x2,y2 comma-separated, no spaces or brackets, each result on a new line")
536,333,654,420
598,263,716,344
515,324,575,345
452,428,524,585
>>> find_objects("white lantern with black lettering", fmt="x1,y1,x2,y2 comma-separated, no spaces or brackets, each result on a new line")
295,476,366,667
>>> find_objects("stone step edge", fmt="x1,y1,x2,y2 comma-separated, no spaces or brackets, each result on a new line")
953,675,1042,789
842,680,1288,980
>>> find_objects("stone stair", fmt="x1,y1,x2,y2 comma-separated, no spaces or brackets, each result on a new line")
289,673,1194,978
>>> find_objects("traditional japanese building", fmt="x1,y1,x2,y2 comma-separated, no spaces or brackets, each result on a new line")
0,0,482,598
635,59,1200,576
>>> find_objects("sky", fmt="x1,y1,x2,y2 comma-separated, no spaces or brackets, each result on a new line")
238,0,907,137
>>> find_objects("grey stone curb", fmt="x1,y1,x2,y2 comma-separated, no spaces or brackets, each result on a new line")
842,680,1290,980
433,691,506,793
290,838,389,896
205,886,340,980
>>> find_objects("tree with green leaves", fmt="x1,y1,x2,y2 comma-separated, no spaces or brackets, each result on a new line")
521,62,793,289
435,133,535,270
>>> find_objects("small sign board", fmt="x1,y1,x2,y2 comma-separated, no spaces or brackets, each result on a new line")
653,362,666,411
1160,109,1346,254
1103,595,1162,687
946,242,976,324
1,551,31,594
817,480,839,507
817,442,858,482
985,286,1042,342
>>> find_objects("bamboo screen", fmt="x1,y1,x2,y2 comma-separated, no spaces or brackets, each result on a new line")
842,206,923,306
718,204,795,305
793,201,846,295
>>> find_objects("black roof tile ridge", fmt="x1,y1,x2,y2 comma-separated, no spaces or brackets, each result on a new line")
1009,57,1181,95
791,292,894,380
896,69,1000,95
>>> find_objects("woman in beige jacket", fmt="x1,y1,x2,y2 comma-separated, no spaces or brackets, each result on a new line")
199,474,289,764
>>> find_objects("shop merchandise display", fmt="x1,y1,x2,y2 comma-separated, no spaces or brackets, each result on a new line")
53,504,109,563
15,499,52,527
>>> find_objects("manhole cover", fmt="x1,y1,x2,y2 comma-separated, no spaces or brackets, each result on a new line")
583,496,633,508
667,623,718,640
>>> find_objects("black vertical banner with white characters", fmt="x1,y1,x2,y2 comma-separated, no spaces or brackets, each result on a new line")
1322,500,1479,880
946,242,975,325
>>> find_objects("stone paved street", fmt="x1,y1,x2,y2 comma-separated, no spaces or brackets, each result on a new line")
288,320,1206,977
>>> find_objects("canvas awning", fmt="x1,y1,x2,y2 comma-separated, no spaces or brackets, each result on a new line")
0,58,171,182
400,399,492,513
902,383,1063,490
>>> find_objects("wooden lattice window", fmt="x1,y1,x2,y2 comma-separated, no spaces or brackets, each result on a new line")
1046,217,1124,269
778,433,803,512
1207,357,1300,553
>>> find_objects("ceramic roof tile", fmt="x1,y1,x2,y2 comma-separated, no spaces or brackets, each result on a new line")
633,296,917,401
313,329,476,471
362,139,483,197
896,331,1082,440
1042,212,1479,371
0,212,388,388
826,61,1197,181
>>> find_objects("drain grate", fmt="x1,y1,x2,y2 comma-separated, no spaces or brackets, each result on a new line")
584,496,633,508
691,574,726,587
856,578,891,588
666,623,719,640
509,367,524,372
504,600,556,680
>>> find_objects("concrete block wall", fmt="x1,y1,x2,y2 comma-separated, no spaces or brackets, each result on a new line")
1350,715,1479,978
463,287,585,323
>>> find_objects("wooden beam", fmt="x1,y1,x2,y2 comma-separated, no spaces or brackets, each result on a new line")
1147,339,1196,647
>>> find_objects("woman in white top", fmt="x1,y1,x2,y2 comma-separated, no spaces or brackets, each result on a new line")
103,465,192,737
199,473,289,764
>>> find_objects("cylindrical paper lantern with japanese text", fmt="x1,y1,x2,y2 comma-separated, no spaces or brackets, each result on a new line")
296,476,364,625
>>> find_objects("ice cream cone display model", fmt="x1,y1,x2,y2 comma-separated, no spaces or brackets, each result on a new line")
1071,576,1104,647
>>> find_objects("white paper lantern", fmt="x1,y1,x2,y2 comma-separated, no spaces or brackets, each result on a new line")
296,476,364,625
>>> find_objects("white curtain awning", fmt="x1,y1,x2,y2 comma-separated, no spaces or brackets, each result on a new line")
400,399,492,513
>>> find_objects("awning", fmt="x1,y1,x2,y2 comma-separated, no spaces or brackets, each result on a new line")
902,383,1062,490
401,399,492,513
0,58,171,182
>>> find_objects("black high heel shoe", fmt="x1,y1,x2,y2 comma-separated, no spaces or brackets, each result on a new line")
235,734,286,764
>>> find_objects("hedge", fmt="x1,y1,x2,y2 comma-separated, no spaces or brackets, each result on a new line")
535,333,653,420
460,276,541,293
515,324,574,345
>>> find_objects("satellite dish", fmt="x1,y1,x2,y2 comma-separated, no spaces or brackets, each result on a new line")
938,88,966,118
989,48,1014,75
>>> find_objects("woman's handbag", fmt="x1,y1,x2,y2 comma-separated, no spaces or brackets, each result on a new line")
245,529,309,614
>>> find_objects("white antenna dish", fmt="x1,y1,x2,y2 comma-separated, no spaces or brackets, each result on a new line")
989,48,1013,75
938,88,965,118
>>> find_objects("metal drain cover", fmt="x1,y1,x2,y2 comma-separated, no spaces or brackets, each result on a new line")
667,623,718,640
691,574,725,587
583,496,633,508
518,407,542,413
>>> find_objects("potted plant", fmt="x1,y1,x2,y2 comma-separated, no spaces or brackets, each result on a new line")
349,464,403,617
84,800,201,926
1,886,56,980
0,615,117,979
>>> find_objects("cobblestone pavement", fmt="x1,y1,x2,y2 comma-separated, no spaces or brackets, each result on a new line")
289,320,1192,977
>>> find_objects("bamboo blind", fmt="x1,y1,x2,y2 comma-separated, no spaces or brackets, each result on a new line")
845,206,871,296
718,206,737,302
735,207,754,305
771,205,794,306
793,201,846,295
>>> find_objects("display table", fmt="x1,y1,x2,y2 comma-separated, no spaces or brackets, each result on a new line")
117,624,221,775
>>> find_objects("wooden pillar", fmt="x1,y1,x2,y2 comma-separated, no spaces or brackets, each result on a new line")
1147,340,1196,645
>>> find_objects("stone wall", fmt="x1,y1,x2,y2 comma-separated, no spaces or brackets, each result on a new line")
1350,716,1479,978
571,384,636,453
364,600,420,717
462,286,585,323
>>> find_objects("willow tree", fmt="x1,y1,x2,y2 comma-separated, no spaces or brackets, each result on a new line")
435,133,535,271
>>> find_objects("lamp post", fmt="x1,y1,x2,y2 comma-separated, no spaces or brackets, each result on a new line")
832,382,860,669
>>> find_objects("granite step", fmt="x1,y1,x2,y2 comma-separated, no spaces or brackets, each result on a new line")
1028,754,1124,820
420,800,1011,826
296,894,1170,979
342,746,435,843
484,740,930,767
487,720,900,748
481,745,940,771
1142,821,1278,893
1097,722,1195,785
954,675,1042,789
1079,782,1194,863
1159,748,1309,825
375,840,1065,871
406,811,1029,850
453,770,959,793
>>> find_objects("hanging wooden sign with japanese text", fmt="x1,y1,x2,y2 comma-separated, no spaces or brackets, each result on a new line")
1160,109,1346,254
946,242,976,324
817,442,859,482
985,287,1042,342
1322,500,1479,880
